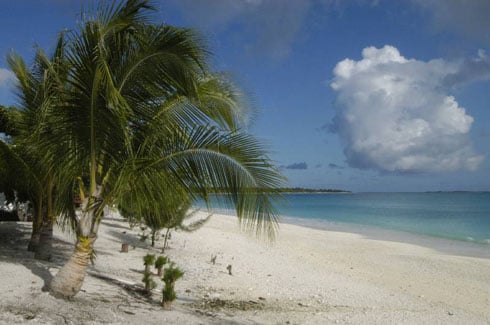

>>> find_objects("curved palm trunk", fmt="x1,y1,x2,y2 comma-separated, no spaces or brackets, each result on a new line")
49,235,96,298
50,196,100,299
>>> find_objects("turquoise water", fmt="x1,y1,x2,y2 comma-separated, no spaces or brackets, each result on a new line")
203,192,490,244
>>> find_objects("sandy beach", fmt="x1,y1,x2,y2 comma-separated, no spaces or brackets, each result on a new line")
1,212,489,324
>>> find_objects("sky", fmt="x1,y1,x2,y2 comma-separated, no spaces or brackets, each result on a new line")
0,0,489,192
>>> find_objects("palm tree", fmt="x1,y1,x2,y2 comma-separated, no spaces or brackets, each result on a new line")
5,33,72,260
30,0,284,299
0,106,52,254
0,139,44,250
120,190,198,249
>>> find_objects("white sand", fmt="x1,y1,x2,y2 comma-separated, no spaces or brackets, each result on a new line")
0,212,489,324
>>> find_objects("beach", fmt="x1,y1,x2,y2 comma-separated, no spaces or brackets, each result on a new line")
0,212,489,324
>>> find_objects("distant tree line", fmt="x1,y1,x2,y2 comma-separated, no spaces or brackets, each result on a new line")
206,187,350,193
277,187,351,193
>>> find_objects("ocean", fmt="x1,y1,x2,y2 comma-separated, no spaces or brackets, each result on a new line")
203,192,490,245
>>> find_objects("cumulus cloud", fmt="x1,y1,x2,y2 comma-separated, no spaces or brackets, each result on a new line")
167,0,312,59
0,68,15,87
330,45,485,173
282,162,308,170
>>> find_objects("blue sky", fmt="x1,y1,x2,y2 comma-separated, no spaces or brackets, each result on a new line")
0,0,489,192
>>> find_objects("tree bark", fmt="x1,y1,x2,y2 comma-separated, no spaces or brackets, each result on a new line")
49,235,96,298
27,207,43,252
162,228,171,253
162,300,172,310
35,218,54,261
50,196,100,299
27,225,41,252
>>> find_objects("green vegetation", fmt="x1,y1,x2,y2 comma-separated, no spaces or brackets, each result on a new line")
161,263,185,309
0,45,71,260
120,198,211,251
155,256,168,277
143,254,156,272
0,0,284,300
142,271,156,295
0,105,21,137
142,254,157,294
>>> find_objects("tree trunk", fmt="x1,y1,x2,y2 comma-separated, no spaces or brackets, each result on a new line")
27,224,41,252
151,230,156,247
35,218,54,261
162,228,171,253
27,205,43,252
50,195,100,299
49,235,96,298
36,176,55,260
49,181,102,299
162,300,173,310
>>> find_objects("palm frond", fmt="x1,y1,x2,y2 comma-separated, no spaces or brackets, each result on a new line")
132,125,285,239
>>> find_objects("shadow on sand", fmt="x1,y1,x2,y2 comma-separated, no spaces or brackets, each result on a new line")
106,229,155,250
100,220,131,230
0,222,75,290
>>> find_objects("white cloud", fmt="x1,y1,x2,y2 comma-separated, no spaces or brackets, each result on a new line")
330,45,485,173
0,68,15,87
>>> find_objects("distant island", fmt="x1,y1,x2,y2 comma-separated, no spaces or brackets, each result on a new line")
424,190,490,193
278,187,351,194
207,187,351,194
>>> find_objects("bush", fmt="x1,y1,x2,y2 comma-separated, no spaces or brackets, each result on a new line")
155,256,168,277
161,263,184,309
142,254,157,294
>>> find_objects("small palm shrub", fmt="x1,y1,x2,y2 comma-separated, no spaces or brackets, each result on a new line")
142,271,156,295
143,254,156,273
161,263,184,310
155,256,168,277
142,254,156,294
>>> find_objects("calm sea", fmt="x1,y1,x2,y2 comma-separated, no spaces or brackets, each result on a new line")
204,192,490,245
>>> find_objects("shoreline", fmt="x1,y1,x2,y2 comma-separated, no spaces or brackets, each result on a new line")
279,215,490,258
206,209,490,258
200,191,490,249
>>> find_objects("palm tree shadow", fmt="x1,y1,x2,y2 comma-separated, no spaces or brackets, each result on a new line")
0,222,71,290
30,259,55,291
88,271,154,303
106,229,150,250
100,220,130,230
